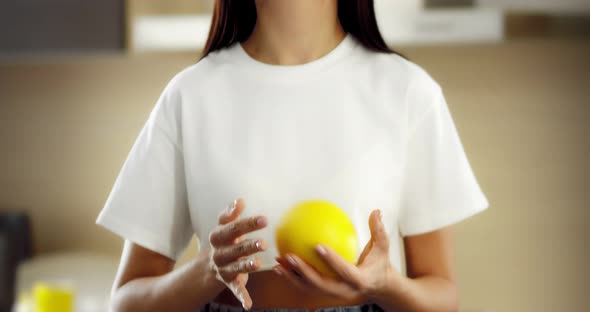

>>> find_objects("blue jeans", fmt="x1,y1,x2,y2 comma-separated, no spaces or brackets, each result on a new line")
201,302,384,312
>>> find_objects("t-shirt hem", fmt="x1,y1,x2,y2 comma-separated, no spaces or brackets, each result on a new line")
399,198,490,237
96,213,178,260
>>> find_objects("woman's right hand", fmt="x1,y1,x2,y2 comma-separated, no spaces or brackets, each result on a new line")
208,198,268,310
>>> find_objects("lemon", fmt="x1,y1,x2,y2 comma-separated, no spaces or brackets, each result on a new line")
275,200,358,277
33,282,74,312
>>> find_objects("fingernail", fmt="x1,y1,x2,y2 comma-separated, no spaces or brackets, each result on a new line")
316,245,327,256
286,255,297,267
249,259,256,269
257,217,267,227
255,240,262,250
228,199,237,213
273,267,283,276
236,292,246,308
377,209,382,220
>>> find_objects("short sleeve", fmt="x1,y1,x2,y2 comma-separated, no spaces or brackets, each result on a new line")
398,77,489,237
96,78,193,260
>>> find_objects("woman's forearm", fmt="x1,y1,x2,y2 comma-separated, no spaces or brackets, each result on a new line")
111,253,224,312
371,275,458,312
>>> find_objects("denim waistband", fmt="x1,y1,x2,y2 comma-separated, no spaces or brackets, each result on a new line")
202,301,384,312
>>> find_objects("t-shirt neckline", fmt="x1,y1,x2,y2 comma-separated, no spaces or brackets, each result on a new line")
231,33,356,79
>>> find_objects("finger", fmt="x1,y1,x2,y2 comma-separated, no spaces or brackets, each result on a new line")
278,255,357,298
218,257,261,279
227,279,253,310
210,216,268,247
213,238,267,266
276,255,323,282
275,257,311,287
315,245,364,288
218,198,244,225
369,209,389,251
283,254,325,286
273,265,310,291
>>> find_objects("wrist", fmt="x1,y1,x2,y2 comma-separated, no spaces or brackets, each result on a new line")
366,265,412,303
193,250,225,294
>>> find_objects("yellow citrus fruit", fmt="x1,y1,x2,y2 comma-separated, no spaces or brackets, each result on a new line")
275,200,358,277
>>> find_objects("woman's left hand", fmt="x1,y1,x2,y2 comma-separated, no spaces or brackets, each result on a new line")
273,209,406,301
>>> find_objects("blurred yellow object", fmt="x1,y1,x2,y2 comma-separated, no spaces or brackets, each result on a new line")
33,282,74,312
275,200,358,277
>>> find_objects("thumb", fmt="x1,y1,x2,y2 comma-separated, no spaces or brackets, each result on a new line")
218,198,245,225
228,278,252,310
369,209,389,251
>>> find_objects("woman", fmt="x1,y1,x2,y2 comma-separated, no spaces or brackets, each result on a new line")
97,0,489,311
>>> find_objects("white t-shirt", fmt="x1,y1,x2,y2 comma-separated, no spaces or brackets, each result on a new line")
96,33,489,272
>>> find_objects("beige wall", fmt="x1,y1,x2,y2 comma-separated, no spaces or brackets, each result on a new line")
1,39,588,311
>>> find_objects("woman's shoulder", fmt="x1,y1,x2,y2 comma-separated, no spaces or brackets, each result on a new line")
347,34,441,96
352,41,444,122
361,47,441,93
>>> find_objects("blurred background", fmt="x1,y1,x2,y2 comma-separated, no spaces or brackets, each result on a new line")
0,0,588,311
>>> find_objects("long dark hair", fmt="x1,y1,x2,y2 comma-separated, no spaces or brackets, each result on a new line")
201,0,400,59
